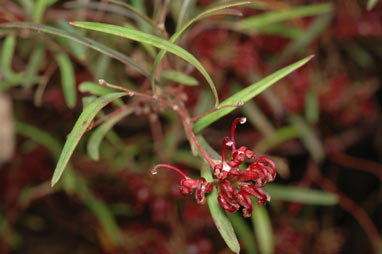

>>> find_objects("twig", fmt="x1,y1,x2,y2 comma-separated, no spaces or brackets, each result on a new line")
98,79,215,167
309,164,382,250
328,152,382,181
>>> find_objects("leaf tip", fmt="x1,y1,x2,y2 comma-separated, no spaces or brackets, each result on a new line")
51,179,57,187
68,21,76,26
308,54,315,60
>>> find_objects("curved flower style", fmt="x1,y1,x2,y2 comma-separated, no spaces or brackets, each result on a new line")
151,117,277,217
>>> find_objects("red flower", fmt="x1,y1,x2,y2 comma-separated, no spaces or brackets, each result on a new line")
151,117,277,217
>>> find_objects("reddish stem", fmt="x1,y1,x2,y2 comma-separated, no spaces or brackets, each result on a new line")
231,117,247,150
310,164,381,250
151,164,189,179
221,137,231,163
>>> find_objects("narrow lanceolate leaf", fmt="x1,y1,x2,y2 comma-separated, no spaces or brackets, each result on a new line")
0,22,151,78
151,0,250,90
305,91,319,124
229,213,257,254
55,53,77,108
289,114,324,162
70,21,220,108
201,162,240,254
0,35,23,83
236,3,333,31
23,44,45,88
51,92,129,186
87,108,133,160
251,201,274,254
265,184,339,205
193,55,314,133
33,0,59,23
161,70,198,86
79,81,118,96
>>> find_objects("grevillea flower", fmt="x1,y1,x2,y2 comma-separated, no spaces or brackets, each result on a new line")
151,117,277,217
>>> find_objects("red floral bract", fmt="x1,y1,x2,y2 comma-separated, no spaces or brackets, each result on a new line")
151,117,277,217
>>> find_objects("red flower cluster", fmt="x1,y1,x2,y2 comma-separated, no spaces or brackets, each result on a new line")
151,117,277,217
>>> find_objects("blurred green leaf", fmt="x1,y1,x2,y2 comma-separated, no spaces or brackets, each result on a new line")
229,213,257,254
15,121,122,244
255,24,305,39
266,184,339,205
276,12,333,65
0,22,151,78
94,54,111,80
109,0,158,31
176,0,196,31
252,201,274,254
33,0,58,23
85,196,122,244
193,55,314,133
289,115,324,162
305,91,319,123
23,44,44,88
71,21,220,107
52,92,129,186
0,35,23,84
55,53,77,108
242,99,275,136
56,20,87,60
87,108,133,160
161,70,198,86
236,3,333,31
367,0,380,10
15,121,62,158
201,161,240,254
255,126,299,153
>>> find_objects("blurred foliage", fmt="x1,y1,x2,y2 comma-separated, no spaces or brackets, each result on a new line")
0,0,381,253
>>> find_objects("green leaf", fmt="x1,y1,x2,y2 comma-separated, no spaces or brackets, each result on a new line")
55,53,77,108
151,0,250,93
254,24,305,39
56,20,87,60
71,21,220,107
201,162,240,254
15,121,122,244
289,115,324,162
254,126,299,153
108,0,159,32
265,184,339,205
87,108,133,160
176,0,196,31
0,35,23,83
0,22,151,78
275,12,333,65
241,98,275,136
14,121,62,158
51,92,129,186
79,81,118,96
305,91,319,124
161,70,198,86
236,3,333,31
23,44,44,88
367,0,380,10
251,201,274,254
85,196,122,244
193,55,314,133
33,0,58,23
229,213,257,254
